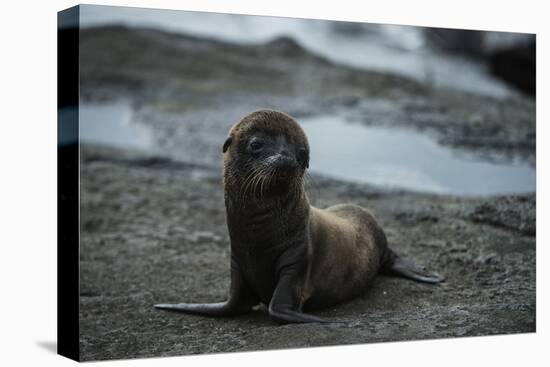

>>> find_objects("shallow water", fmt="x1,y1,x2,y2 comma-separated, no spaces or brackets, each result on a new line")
78,102,535,197
300,115,535,196
79,102,152,150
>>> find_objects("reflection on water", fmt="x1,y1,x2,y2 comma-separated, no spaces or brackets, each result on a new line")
79,102,152,150
300,115,535,196
78,102,535,197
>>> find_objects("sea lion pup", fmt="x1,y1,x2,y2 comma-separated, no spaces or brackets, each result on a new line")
155,109,444,323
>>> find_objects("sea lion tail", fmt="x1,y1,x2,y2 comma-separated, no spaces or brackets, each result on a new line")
380,248,445,284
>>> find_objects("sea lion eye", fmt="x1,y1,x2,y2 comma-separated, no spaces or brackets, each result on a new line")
249,139,265,152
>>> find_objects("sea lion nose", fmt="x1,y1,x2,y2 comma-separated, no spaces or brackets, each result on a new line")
271,153,296,169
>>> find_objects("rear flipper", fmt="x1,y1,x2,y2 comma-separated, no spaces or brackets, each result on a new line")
381,249,445,284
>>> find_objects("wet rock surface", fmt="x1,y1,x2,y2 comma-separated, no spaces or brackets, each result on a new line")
77,26,535,361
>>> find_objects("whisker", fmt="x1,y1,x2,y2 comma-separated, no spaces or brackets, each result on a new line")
240,165,263,205
250,166,264,202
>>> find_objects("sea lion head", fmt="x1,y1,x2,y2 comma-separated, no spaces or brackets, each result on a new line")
222,109,310,198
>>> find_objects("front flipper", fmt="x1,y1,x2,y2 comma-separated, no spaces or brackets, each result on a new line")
269,306,332,323
268,264,342,324
381,249,445,284
154,258,259,317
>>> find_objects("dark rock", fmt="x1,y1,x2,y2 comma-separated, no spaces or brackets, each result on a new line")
469,194,536,236
489,41,536,96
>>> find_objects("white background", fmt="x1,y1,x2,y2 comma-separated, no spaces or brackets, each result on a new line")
0,0,547,366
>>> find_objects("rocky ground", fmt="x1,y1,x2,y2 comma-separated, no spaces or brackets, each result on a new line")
77,26,536,361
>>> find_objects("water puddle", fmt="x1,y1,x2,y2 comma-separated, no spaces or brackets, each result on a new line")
76,102,535,196
300,115,535,196
79,101,152,150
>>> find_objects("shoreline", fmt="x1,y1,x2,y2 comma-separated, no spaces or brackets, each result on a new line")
80,26,535,166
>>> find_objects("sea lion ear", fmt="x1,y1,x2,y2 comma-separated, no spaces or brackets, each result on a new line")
222,136,232,153
300,148,309,169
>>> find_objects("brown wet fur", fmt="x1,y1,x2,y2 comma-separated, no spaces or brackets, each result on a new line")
224,110,393,310
305,205,388,309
